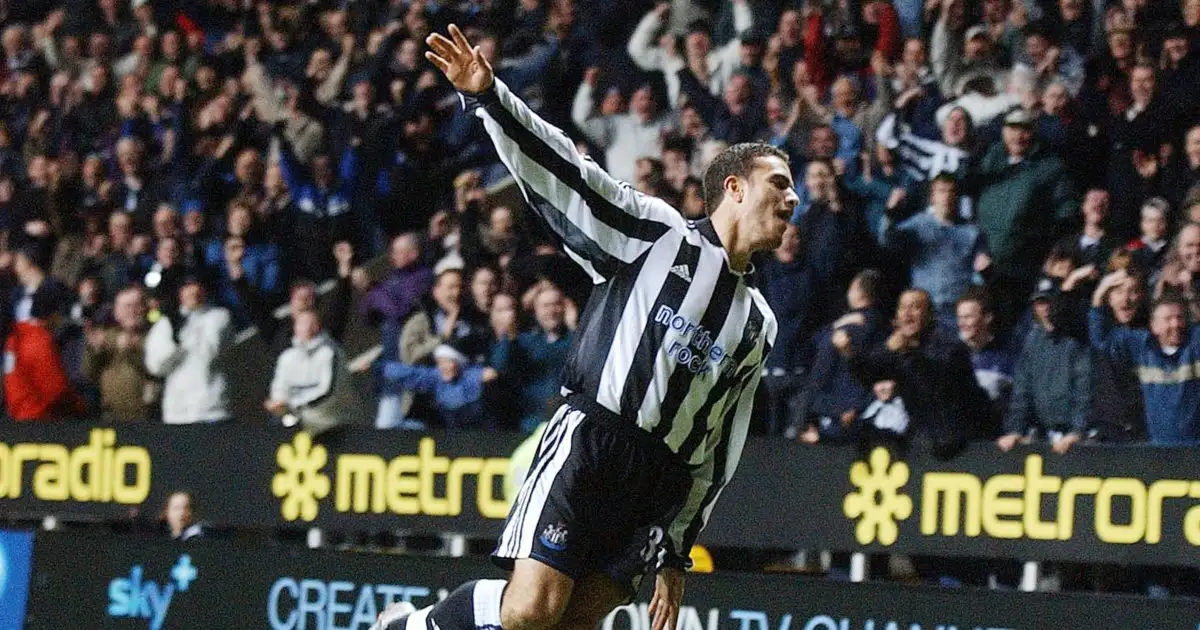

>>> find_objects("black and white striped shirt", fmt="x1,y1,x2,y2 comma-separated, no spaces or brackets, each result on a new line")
464,79,777,565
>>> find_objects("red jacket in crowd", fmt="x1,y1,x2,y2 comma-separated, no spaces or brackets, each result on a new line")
4,320,86,421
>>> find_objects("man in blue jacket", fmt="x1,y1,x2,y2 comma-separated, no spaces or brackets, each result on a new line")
1090,269,1200,444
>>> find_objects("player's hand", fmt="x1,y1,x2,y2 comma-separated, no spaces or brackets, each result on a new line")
649,568,684,630
425,24,494,94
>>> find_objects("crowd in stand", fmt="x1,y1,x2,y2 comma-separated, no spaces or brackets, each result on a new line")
1,0,1200,453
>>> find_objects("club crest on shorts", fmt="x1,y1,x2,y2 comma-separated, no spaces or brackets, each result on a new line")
540,523,569,551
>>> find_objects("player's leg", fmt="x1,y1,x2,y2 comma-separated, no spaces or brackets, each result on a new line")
499,558,575,630
554,572,629,630
372,559,575,630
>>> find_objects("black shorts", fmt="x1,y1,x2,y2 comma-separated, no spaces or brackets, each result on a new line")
491,396,692,597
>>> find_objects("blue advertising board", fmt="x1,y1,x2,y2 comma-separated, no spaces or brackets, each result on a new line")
0,529,33,630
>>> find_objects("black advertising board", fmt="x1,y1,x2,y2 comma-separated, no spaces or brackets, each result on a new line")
25,533,1200,630
0,424,526,536
701,441,1200,567
6,424,1200,567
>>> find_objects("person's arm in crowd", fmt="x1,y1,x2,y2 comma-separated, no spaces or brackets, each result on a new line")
1001,336,1033,436
676,65,728,128
880,215,918,261
368,23,406,87
1068,344,1093,437
804,9,829,95
1087,272,1144,366
243,56,285,124
274,131,309,197
711,0,754,83
81,330,111,384
400,313,441,364
627,3,671,71
930,10,962,95
500,37,560,96
873,2,901,61
863,57,897,141
1049,159,1080,237
315,35,355,106
322,242,356,343
144,318,186,378
438,26,685,284
571,70,615,149
336,140,362,199
381,361,442,393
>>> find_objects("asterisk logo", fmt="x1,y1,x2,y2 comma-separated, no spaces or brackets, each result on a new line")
272,432,330,521
843,447,913,545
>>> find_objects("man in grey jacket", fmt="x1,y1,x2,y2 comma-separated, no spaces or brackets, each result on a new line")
266,309,358,434
144,278,234,424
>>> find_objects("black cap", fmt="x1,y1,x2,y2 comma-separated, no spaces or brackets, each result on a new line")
1030,277,1059,302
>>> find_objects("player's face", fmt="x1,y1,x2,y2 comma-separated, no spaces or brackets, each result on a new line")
744,156,800,251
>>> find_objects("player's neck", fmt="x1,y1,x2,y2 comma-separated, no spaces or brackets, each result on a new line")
709,208,752,272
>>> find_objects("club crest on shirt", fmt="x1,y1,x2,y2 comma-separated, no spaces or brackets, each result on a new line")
540,523,569,551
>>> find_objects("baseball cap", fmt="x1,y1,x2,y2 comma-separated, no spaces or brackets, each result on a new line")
964,25,990,43
433,344,467,365
1030,277,1058,302
1003,108,1035,127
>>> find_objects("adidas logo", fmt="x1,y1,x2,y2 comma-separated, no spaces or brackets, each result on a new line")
669,264,692,282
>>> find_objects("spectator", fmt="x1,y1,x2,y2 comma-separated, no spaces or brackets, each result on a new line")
1062,189,1119,270
492,283,574,432
1089,265,1148,442
800,269,887,444
834,288,993,454
11,242,68,324
400,268,490,366
1105,64,1169,242
762,224,809,434
1127,198,1171,281
468,266,499,316
274,133,360,281
883,173,990,327
205,202,283,329
626,3,755,108
144,277,233,424
3,292,86,421
571,71,673,183
677,68,765,144
259,243,355,358
160,491,205,541
82,285,153,422
972,108,1078,325
363,233,434,328
792,159,877,338
1161,125,1200,211
999,284,1093,454
382,343,499,430
1091,271,1200,444
1154,223,1200,319
266,309,357,435
957,288,1016,420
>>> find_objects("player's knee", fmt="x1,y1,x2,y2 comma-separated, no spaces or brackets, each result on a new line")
501,589,568,630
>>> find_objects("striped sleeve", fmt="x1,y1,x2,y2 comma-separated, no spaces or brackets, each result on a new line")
462,80,685,282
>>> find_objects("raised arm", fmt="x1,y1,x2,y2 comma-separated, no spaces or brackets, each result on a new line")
571,70,615,148
427,25,684,283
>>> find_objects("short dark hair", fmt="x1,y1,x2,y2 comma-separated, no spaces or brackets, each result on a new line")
930,171,958,189
956,286,994,313
702,143,789,212
851,269,883,304
1152,294,1190,321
